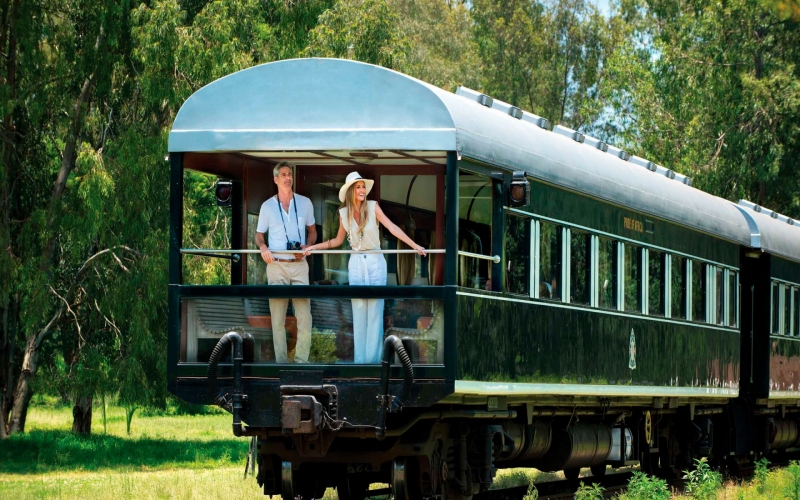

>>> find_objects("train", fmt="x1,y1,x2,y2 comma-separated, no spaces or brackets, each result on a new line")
166,58,800,500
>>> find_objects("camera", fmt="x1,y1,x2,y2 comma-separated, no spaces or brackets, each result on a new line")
286,241,302,251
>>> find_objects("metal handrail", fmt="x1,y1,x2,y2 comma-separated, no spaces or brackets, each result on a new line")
457,250,501,264
180,248,446,255
180,248,501,264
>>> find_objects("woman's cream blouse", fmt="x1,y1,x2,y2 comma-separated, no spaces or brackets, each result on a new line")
340,201,381,251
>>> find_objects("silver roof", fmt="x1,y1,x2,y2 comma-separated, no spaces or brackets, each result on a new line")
735,201,800,263
170,58,754,246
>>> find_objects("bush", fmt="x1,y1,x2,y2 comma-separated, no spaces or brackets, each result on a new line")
492,469,534,490
625,470,670,500
310,328,338,363
754,457,770,494
574,481,604,500
683,457,722,500
785,461,800,500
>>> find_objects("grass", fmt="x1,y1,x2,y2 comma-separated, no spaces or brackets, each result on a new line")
4,398,800,499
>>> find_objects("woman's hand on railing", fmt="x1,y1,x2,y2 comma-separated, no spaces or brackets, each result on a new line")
412,243,427,257
302,244,317,257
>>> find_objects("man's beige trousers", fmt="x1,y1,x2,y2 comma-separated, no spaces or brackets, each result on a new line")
267,260,311,363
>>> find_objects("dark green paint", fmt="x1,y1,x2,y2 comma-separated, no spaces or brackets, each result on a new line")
456,291,739,388
519,178,739,266
768,336,800,395
772,256,800,284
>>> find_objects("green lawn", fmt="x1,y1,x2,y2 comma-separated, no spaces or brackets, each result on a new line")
0,398,325,499
2,398,797,499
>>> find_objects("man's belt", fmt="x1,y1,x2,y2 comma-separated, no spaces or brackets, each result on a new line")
273,257,305,263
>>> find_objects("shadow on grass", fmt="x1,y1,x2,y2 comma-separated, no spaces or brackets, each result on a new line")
1,430,248,474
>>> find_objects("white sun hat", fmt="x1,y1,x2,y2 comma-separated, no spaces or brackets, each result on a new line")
338,172,374,202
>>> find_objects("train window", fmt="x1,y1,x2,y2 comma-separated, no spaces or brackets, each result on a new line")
772,281,781,334
715,267,725,325
184,170,232,285
505,213,530,295
648,250,665,316
378,175,440,285
180,296,445,365
598,237,617,309
785,285,792,336
459,172,492,289
691,261,706,322
671,256,688,319
570,229,591,305
623,243,642,313
538,221,562,301
727,270,738,327
794,287,800,336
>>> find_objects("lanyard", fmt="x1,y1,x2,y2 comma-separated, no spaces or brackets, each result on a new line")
275,194,302,243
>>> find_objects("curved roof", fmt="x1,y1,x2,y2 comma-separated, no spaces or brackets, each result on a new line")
170,58,756,246
734,202,800,263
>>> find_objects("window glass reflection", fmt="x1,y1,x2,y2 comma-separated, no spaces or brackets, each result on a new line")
772,282,781,334
458,172,492,289
785,285,792,336
648,250,665,316
598,237,617,309
505,214,530,295
539,222,562,301
794,287,800,337
624,244,642,313
671,256,687,319
728,270,738,327
691,260,706,322
715,267,725,325
181,297,444,364
570,230,590,305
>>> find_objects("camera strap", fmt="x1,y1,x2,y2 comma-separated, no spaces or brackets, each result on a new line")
275,194,302,244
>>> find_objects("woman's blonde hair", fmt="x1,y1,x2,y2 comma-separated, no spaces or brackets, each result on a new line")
340,182,369,235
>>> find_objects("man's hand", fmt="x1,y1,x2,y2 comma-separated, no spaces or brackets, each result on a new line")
260,245,275,264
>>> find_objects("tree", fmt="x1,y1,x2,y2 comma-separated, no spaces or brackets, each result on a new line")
607,0,800,215
471,0,625,133
389,0,481,91
303,0,410,70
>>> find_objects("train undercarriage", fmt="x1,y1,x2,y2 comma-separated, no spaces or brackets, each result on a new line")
246,394,800,499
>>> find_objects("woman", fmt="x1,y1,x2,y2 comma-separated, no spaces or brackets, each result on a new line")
304,172,426,364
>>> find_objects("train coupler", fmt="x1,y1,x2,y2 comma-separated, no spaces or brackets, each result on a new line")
281,395,323,435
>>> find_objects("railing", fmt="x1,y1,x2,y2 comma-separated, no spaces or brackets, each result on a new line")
180,248,501,264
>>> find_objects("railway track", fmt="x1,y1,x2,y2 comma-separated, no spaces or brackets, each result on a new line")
474,472,635,500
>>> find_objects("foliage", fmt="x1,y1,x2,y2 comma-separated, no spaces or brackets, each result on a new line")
471,0,625,133
523,481,539,500
303,0,410,69
2,0,799,440
574,481,604,500
310,329,339,363
607,0,800,216
754,457,770,493
623,470,670,500
785,460,800,500
389,0,481,91
683,457,722,500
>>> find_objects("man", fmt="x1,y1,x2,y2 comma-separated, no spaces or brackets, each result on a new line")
256,161,317,363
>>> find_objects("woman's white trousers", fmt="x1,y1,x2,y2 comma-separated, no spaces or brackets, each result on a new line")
349,253,387,364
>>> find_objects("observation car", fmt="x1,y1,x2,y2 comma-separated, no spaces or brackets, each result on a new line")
167,58,800,499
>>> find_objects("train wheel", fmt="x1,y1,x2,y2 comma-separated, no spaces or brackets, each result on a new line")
392,457,424,500
280,461,326,500
590,464,607,477
563,468,580,480
337,476,368,500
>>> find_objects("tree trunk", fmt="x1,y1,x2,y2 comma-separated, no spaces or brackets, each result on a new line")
100,393,107,434
72,395,92,435
8,335,37,434
125,406,137,435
